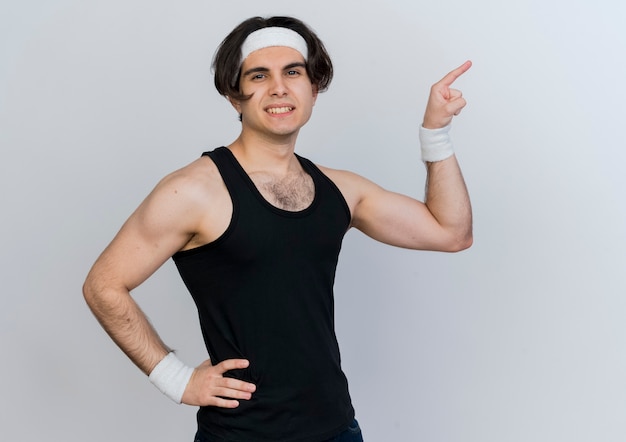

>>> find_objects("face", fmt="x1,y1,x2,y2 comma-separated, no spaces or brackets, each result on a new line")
231,46,318,140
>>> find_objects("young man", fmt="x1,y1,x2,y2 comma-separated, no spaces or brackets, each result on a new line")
83,16,472,442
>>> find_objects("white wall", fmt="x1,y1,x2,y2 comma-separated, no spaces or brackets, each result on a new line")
1,0,625,440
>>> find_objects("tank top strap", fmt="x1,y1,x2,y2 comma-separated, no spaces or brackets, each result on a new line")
202,146,259,210
202,146,241,192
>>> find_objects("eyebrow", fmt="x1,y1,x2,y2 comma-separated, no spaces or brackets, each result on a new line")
242,62,307,78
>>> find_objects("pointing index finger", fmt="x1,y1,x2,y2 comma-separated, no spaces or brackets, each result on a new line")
439,60,472,87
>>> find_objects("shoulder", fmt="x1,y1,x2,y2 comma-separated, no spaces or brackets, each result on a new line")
152,155,223,203
161,154,220,186
135,155,227,231
315,164,385,217
316,164,375,187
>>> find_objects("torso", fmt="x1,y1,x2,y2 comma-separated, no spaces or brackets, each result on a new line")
171,146,355,440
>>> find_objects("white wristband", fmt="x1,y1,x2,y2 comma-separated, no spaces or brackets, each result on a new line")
419,124,454,162
148,352,194,404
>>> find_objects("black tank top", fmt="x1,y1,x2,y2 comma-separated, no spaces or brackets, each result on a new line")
172,147,355,441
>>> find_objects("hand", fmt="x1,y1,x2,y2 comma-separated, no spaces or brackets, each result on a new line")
181,358,256,408
422,60,472,129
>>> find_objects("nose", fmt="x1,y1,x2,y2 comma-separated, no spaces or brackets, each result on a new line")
269,76,288,96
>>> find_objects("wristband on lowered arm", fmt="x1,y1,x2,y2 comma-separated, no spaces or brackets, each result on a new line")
419,123,454,162
148,352,194,404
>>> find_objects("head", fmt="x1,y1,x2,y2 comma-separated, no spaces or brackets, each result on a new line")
212,16,333,102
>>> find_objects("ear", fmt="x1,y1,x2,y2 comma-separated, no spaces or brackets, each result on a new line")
311,85,319,106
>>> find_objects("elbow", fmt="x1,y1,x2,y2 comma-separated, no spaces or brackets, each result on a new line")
82,272,109,312
444,230,473,253
456,233,474,252
449,217,473,252
82,277,97,309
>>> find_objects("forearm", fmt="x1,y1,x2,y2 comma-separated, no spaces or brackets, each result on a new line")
417,60,473,251
83,281,170,375
424,155,473,251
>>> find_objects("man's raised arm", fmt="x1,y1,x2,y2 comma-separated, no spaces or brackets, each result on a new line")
343,61,473,252
419,61,473,251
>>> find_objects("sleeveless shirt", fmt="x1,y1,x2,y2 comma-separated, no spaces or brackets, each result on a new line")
172,147,355,442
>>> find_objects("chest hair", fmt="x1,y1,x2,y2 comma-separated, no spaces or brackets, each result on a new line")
250,170,315,211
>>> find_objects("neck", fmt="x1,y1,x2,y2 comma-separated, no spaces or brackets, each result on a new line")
227,129,302,175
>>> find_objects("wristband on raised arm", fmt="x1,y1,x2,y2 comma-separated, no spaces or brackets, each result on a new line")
419,124,454,162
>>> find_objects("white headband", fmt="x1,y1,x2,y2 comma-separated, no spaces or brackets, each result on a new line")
240,27,308,64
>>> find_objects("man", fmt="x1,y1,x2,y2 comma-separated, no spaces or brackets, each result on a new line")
83,15,472,442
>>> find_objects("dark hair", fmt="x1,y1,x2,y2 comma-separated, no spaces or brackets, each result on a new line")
212,16,333,101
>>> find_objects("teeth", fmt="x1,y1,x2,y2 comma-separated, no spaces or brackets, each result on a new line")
267,107,293,114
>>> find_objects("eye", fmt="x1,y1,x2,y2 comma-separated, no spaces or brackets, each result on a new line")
286,70,300,76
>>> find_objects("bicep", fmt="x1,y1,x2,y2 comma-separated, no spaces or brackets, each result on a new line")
318,165,459,251
352,185,450,250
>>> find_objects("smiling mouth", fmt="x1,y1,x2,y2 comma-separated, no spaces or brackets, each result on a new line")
266,106,294,115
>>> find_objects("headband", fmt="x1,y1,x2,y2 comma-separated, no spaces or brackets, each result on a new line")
240,27,309,64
